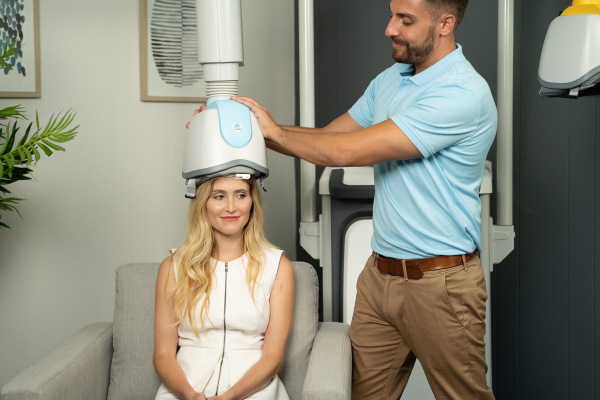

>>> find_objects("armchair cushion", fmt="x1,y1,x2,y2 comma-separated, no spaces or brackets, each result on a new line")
107,263,161,400
278,262,320,400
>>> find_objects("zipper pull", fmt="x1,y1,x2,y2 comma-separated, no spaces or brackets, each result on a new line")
225,262,228,272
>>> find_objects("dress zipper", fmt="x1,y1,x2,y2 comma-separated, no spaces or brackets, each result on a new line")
215,262,228,396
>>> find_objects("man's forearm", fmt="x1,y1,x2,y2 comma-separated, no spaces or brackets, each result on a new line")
271,127,346,167
266,126,324,158
280,125,324,133
269,119,420,167
266,139,297,158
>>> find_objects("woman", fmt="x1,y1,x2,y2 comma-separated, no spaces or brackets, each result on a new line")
153,173,294,400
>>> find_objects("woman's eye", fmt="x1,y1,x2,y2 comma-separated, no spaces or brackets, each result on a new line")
238,194,246,199
214,195,224,200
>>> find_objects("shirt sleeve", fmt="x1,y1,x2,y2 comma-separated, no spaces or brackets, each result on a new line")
348,75,380,128
391,84,482,158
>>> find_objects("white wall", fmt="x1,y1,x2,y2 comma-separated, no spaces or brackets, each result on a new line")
0,0,296,388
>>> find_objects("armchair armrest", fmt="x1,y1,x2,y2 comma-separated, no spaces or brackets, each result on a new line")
302,322,351,400
1,323,113,400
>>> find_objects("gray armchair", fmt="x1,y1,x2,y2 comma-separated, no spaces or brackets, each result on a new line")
1,262,351,400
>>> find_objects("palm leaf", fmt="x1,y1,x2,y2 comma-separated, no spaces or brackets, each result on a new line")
0,105,26,123
1,110,78,179
0,110,78,228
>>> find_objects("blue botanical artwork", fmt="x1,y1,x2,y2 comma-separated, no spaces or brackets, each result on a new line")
150,0,203,87
0,0,26,76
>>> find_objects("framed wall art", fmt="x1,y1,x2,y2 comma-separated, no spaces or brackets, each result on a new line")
0,0,41,98
140,0,207,103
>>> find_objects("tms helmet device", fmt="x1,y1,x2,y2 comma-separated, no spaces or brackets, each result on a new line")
183,97,269,199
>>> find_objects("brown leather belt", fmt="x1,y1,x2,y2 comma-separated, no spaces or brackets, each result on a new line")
375,252,476,279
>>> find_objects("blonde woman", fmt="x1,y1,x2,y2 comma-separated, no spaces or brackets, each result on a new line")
153,174,294,400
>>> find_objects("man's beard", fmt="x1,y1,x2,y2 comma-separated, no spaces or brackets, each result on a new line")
391,25,436,65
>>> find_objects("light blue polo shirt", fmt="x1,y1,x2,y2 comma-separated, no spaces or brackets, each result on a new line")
348,44,497,259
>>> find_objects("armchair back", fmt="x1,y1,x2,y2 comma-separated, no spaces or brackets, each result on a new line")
107,261,319,400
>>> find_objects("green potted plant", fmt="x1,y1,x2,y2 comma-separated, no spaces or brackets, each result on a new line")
0,41,78,228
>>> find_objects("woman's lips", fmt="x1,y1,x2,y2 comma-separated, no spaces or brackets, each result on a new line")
221,216,240,221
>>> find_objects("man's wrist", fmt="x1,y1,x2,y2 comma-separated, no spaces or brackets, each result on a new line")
269,125,286,144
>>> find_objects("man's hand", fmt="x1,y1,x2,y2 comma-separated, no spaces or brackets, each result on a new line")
232,96,282,141
186,104,206,129
185,97,281,142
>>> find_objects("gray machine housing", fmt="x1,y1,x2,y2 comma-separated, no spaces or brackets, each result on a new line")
538,14,600,99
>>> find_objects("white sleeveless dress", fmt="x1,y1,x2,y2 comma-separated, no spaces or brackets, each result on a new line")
154,247,290,400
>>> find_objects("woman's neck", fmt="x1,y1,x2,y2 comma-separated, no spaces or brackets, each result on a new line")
212,231,245,263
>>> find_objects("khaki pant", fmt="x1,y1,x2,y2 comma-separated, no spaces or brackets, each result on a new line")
349,252,495,400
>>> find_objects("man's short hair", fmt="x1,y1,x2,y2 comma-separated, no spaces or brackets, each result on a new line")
423,0,469,30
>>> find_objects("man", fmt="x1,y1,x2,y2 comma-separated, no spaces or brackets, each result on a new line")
191,0,496,398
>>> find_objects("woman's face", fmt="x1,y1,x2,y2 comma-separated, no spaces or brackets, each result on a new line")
206,177,253,237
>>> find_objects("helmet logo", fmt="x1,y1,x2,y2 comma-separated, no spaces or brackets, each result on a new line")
233,123,242,132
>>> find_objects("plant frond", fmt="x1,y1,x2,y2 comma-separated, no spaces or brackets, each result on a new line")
0,105,26,122
0,196,24,227
0,104,79,228
1,111,78,180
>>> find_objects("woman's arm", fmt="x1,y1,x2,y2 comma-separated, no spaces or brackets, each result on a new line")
154,256,206,400
214,255,295,400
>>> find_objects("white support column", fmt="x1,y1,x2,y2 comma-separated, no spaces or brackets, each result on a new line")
299,0,316,223
480,193,493,387
497,0,515,226
298,0,320,259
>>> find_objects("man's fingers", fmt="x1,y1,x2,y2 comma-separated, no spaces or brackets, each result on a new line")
232,96,263,111
192,104,207,116
193,105,204,116
188,104,207,127
234,98,257,112
232,96,252,106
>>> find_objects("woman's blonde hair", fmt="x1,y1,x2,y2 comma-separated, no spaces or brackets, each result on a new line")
167,176,276,336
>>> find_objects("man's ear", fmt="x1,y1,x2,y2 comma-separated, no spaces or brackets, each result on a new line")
438,13,456,36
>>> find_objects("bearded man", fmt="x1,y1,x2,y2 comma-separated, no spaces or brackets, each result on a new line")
191,0,497,398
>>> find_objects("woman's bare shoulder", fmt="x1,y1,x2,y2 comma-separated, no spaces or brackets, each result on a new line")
157,255,176,287
275,255,294,284
159,254,174,272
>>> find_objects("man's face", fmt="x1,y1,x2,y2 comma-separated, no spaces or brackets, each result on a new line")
385,0,437,65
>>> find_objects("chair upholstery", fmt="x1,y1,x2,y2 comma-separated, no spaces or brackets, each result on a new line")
1,262,350,400
108,263,162,400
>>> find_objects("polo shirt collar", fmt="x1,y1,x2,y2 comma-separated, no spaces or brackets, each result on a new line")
399,43,465,87
397,63,415,76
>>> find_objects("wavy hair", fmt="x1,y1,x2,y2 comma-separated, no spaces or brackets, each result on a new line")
166,177,276,336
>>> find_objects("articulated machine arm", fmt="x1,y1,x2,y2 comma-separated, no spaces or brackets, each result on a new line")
182,0,269,198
